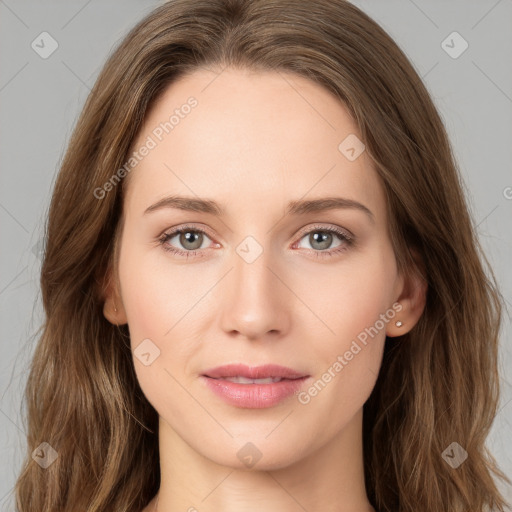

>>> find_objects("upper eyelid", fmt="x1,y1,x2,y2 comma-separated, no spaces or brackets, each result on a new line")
296,223,352,239
163,223,216,242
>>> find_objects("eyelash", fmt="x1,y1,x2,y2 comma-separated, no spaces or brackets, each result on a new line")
157,223,354,260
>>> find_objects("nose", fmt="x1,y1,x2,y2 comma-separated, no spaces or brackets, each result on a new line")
218,242,291,341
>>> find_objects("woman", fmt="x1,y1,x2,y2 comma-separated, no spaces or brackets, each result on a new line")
14,0,510,511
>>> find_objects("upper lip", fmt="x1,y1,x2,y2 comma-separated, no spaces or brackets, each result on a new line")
202,364,308,380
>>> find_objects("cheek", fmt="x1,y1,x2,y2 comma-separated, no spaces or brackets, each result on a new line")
118,235,185,338
297,243,396,404
118,243,191,411
118,237,205,381
117,233,170,360
304,245,397,348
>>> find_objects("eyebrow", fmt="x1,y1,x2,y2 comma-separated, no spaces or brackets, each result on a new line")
144,195,375,224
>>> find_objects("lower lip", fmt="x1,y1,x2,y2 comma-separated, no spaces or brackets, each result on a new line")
201,376,309,408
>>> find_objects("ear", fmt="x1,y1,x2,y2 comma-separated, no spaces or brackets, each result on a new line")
101,268,128,326
386,247,428,337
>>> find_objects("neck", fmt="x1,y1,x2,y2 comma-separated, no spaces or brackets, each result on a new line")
148,408,375,512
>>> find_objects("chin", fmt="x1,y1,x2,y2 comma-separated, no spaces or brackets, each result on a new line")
197,434,311,472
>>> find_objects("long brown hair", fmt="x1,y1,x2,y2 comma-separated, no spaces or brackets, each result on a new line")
14,0,510,510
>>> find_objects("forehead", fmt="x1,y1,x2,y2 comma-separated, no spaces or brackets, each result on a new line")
124,67,386,224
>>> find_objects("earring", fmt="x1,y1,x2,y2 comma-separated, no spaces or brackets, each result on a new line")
395,320,403,327
114,302,118,313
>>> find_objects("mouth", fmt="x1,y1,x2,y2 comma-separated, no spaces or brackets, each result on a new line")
200,364,310,408
201,363,308,381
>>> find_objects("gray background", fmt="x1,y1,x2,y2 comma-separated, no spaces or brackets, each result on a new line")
1,0,511,510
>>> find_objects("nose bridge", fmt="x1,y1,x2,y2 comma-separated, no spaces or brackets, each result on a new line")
219,235,289,339
234,238,274,297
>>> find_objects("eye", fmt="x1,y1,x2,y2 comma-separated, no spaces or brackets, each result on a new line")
158,225,215,259
293,224,354,258
158,223,355,259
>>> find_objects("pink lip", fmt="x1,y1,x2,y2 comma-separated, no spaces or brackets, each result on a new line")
200,364,310,409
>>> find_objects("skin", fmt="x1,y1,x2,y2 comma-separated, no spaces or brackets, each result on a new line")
103,67,427,512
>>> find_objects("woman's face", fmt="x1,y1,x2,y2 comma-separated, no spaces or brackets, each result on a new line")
110,67,410,469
